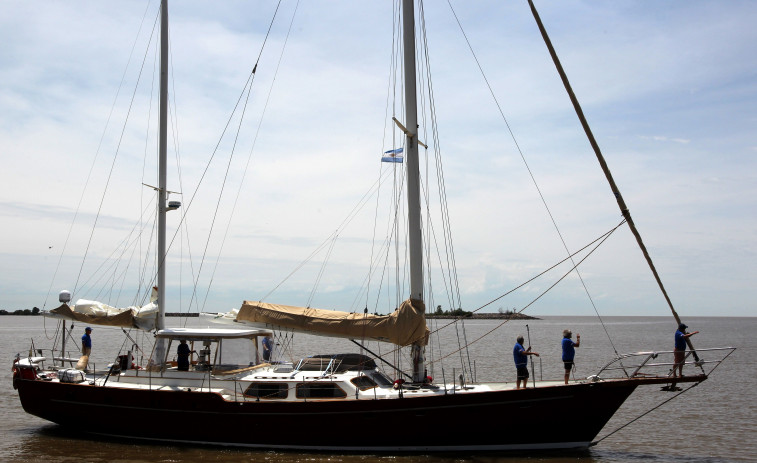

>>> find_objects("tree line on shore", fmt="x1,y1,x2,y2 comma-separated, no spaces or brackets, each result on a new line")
429,305,538,320
0,307,40,315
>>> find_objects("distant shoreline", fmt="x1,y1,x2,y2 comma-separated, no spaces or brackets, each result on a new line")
0,311,536,319
427,313,539,320
166,313,539,320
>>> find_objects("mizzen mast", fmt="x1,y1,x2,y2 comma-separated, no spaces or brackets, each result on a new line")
157,0,169,332
153,0,170,365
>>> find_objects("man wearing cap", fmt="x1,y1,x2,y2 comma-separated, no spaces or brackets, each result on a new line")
562,329,580,384
513,335,539,389
81,327,93,356
673,323,699,378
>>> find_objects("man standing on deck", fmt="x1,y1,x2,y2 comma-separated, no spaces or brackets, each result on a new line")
513,335,539,389
562,329,580,384
81,327,92,356
673,323,699,378
177,339,190,371
262,335,273,363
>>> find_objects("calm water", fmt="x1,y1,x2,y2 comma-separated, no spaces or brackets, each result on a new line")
2,315,754,462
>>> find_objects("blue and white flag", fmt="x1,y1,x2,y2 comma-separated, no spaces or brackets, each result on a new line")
381,147,403,163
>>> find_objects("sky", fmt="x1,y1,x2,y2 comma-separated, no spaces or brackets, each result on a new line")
0,1,755,318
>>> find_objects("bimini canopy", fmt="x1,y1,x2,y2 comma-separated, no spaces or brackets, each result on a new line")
206,298,429,347
156,327,272,341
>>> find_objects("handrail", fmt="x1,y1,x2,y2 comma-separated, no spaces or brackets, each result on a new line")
595,347,735,380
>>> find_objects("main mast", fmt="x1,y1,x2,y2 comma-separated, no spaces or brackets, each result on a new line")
402,0,425,383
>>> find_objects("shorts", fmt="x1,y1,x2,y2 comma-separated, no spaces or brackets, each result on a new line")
563,361,574,371
516,366,529,380
674,349,685,365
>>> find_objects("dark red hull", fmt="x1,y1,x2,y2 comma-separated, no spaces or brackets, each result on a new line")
14,376,651,451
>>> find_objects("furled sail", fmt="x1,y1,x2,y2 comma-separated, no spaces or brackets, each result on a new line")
206,299,429,346
45,288,159,331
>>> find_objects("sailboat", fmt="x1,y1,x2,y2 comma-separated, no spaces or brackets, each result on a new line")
12,0,734,452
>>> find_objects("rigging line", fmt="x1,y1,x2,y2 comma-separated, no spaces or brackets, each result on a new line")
261,166,395,303
476,219,625,314
117,41,157,309
352,201,406,313
383,2,405,312
428,220,625,342
446,0,621,358
112,231,144,307
102,215,150,305
42,3,156,309
417,168,468,376
136,209,157,304
419,1,473,378
592,381,702,446
526,0,701,368
139,31,159,307
368,160,407,313
429,219,622,365
420,1,460,311
364,161,385,311
424,184,459,323
363,166,407,314
352,207,414,315
264,3,406,305
349,340,412,380
368,3,403,311
371,222,396,315
307,231,339,308
201,0,293,310
73,9,162,299
166,26,200,317
394,166,404,305
183,4,288,314
76,196,157,300
195,0,289,311
198,67,256,313
365,163,389,307
418,1,473,380
418,177,455,319
147,2,285,309
77,202,155,306
393,165,410,306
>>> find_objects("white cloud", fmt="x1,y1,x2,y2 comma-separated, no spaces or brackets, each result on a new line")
1,1,755,317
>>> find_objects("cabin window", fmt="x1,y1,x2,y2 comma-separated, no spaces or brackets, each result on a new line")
244,382,289,399
217,338,257,369
371,371,394,387
351,375,377,391
296,382,347,399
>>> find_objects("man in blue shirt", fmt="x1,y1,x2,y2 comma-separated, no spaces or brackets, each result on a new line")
673,323,699,378
561,329,580,384
262,335,273,362
513,335,539,389
81,327,92,356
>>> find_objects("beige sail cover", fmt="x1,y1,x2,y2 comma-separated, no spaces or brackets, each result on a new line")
237,299,429,346
48,297,158,331
50,303,137,327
